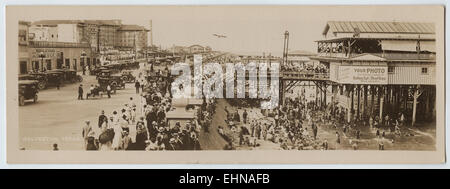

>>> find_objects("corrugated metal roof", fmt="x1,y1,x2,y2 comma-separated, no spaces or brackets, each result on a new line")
323,21,435,35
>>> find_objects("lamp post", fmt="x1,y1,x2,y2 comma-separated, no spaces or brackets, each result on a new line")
38,52,46,72
81,50,87,75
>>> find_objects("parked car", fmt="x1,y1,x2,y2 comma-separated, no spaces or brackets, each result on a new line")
120,70,136,83
45,70,65,87
51,69,83,83
18,80,39,106
97,70,125,94
20,73,49,90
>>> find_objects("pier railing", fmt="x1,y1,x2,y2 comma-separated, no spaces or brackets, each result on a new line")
281,71,330,81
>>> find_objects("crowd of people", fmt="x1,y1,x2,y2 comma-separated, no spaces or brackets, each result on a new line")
220,88,406,151
80,63,213,151
282,63,329,75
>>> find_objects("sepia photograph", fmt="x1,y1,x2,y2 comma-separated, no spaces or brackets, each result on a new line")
5,5,445,164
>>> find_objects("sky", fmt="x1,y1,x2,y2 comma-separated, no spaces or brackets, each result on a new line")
21,6,441,56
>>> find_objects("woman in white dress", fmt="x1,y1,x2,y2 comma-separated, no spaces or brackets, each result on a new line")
111,121,122,150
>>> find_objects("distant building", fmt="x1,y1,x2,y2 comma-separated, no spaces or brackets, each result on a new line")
116,24,149,52
188,44,211,54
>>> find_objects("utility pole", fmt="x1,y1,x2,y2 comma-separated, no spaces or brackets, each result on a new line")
149,20,153,46
282,31,289,67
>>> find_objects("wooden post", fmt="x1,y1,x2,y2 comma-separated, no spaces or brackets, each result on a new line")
357,85,361,119
363,85,368,118
371,86,375,116
323,83,327,108
425,86,430,121
346,85,351,123
379,86,384,122
412,85,423,126
351,85,354,120
316,83,319,108
404,86,408,113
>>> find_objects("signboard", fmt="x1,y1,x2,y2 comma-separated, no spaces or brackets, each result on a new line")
338,66,388,84
31,48,57,59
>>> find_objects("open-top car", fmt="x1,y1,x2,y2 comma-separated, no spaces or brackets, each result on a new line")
18,80,39,106
20,73,49,90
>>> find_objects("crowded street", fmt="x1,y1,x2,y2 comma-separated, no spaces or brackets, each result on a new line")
19,68,143,150
17,18,437,152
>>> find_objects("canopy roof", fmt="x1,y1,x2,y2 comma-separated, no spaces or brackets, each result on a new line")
323,21,435,36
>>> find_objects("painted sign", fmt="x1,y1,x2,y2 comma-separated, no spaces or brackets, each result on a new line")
31,48,57,58
338,66,388,84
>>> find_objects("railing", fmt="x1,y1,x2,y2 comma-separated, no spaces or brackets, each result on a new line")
29,41,90,48
316,52,435,60
281,71,330,80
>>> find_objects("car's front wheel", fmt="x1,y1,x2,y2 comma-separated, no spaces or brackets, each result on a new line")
38,82,46,90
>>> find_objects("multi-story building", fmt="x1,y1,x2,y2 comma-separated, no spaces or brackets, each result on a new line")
23,20,149,70
115,24,149,52
187,45,211,54
29,20,83,43
19,21,31,74
311,21,436,125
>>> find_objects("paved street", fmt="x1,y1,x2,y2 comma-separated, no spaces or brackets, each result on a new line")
19,72,142,150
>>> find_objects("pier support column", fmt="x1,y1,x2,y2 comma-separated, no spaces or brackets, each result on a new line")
371,86,375,116
323,82,327,108
345,85,351,123
412,85,423,127
363,85,368,118
350,85,354,121
379,88,384,123
357,85,361,120
425,86,430,121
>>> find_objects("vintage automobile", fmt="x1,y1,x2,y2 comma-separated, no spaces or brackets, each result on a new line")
20,73,49,90
103,63,121,74
51,69,83,83
18,80,39,106
120,70,136,83
45,70,65,87
65,69,83,83
91,66,105,76
97,70,125,94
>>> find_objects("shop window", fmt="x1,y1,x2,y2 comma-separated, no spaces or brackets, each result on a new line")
388,66,395,74
87,58,91,67
20,61,27,74
421,67,428,74
32,61,39,71
73,59,77,71
65,58,70,69
46,59,52,70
